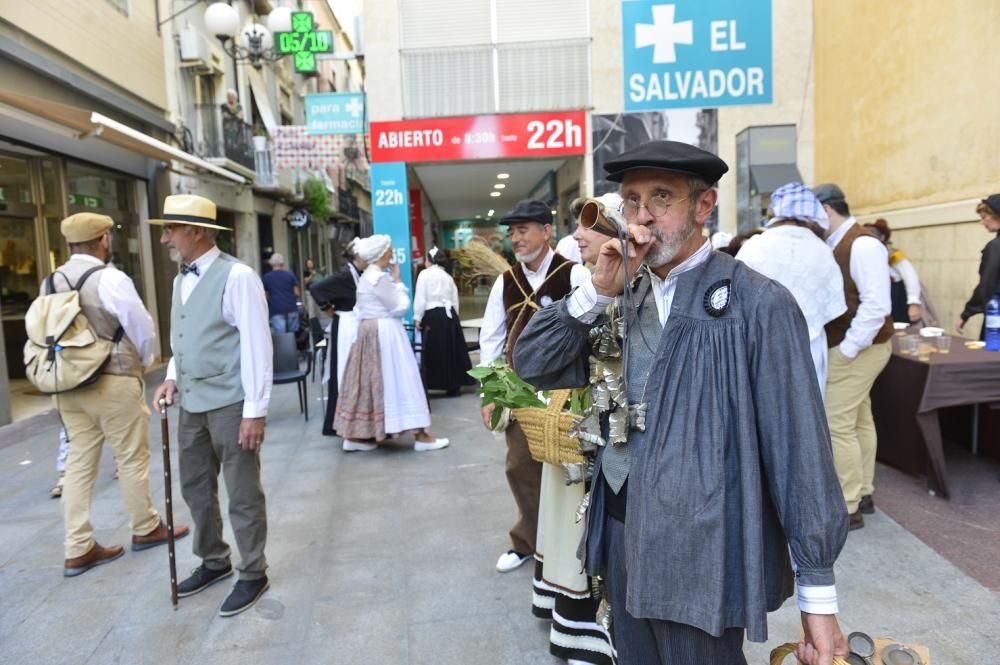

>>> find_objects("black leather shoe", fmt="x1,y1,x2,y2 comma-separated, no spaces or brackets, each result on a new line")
177,564,233,598
859,494,875,514
848,510,865,531
219,577,270,617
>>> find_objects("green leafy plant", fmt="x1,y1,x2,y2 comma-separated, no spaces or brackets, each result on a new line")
302,178,330,222
468,361,545,429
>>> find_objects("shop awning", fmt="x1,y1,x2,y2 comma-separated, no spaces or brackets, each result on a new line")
0,88,246,184
247,70,278,136
749,163,803,195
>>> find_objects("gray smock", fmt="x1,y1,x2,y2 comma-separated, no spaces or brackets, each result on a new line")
512,250,848,642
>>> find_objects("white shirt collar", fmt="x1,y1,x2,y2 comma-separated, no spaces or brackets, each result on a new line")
521,247,554,277
187,245,221,271
825,216,857,249
71,253,106,266
648,240,712,286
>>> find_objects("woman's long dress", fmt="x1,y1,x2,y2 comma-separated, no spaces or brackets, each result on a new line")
334,267,430,440
413,264,475,392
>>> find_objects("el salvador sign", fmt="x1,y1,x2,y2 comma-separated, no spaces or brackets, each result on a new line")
622,0,772,110
305,92,366,135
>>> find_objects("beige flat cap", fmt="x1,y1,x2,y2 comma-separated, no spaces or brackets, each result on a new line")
61,213,114,243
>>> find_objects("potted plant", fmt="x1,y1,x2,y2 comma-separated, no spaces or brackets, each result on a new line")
302,177,331,222
251,124,268,152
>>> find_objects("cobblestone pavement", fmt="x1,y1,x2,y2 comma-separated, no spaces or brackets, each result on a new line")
1,379,998,664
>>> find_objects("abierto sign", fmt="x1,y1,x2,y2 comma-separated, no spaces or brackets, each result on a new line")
622,0,772,110
369,111,587,163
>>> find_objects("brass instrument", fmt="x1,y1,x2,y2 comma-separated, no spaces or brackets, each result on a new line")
579,198,627,239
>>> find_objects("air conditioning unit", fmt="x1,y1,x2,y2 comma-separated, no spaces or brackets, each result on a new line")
179,27,224,75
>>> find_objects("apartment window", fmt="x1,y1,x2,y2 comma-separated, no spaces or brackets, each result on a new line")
106,0,130,17
399,0,591,117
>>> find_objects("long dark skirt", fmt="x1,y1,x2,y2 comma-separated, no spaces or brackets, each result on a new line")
322,315,341,436
420,307,475,393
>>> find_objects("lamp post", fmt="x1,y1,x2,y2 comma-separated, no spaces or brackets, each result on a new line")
203,2,293,69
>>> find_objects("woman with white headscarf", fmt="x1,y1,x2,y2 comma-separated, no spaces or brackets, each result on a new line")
334,235,449,452
413,247,474,396
736,182,847,394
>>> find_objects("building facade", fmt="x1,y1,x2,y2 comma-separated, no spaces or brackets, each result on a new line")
813,1,999,336
0,0,366,423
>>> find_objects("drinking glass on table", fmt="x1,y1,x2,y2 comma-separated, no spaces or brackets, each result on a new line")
936,336,952,354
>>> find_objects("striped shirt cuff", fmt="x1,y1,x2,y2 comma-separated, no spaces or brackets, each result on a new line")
797,584,838,614
565,280,613,323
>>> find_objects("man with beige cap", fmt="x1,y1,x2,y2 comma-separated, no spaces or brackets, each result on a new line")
150,194,273,617
45,213,189,577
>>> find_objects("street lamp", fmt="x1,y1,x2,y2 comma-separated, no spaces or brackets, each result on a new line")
204,2,293,69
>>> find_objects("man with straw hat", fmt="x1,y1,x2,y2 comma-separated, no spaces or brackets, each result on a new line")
150,194,273,617
45,213,189,577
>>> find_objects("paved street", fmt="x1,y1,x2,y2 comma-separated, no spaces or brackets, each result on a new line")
1,378,999,664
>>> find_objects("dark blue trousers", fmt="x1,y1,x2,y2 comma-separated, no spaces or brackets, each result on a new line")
603,515,748,665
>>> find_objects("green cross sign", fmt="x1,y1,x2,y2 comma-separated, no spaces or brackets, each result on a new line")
274,11,333,74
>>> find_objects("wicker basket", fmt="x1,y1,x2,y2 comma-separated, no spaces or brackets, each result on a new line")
769,644,850,665
511,389,584,466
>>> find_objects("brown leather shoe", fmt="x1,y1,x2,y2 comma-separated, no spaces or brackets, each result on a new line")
132,521,190,551
859,494,875,515
64,542,124,577
848,510,865,531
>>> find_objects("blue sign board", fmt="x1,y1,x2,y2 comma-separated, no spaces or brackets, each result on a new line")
305,92,366,135
622,0,772,110
370,161,414,320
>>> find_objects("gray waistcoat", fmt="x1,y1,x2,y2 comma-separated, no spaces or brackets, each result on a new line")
49,257,143,379
602,276,661,493
171,253,243,413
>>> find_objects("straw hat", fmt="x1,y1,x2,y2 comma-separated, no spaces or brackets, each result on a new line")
148,194,231,231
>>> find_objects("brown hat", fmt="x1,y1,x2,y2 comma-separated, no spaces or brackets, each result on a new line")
60,213,114,243
148,194,231,231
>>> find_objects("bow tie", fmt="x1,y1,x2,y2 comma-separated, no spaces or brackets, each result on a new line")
180,263,200,276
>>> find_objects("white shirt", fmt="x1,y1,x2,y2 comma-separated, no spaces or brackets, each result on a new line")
566,239,839,615
413,265,460,321
737,226,847,342
165,246,273,418
566,240,713,324
890,257,922,305
825,218,892,358
478,248,592,365
356,266,410,320
61,254,157,368
555,235,583,264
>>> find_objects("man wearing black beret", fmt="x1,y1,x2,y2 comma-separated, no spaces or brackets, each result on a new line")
477,199,592,579
513,140,850,664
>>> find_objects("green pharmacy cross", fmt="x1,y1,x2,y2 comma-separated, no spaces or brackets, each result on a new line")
274,12,333,73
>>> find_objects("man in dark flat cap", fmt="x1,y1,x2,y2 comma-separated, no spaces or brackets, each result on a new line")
513,141,850,664
477,199,592,574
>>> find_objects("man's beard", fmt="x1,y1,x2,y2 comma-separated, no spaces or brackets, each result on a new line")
644,208,698,268
514,246,543,264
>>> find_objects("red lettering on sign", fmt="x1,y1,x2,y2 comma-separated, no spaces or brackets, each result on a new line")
370,111,587,163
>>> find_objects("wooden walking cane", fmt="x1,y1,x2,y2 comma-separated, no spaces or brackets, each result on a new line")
158,398,179,608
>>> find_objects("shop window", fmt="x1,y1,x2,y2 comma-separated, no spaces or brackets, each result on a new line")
65,161,143,298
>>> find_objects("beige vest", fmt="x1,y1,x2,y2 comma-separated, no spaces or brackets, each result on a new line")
46,256,144,379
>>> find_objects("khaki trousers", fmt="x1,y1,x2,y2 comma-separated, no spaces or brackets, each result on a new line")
178,402,268,580
57,374,159,559
505,420,542,555
825,342,892,513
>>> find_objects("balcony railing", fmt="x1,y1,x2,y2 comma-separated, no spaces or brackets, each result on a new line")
197,105,255,172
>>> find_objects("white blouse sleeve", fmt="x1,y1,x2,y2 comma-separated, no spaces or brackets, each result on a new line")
413,271,428,322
